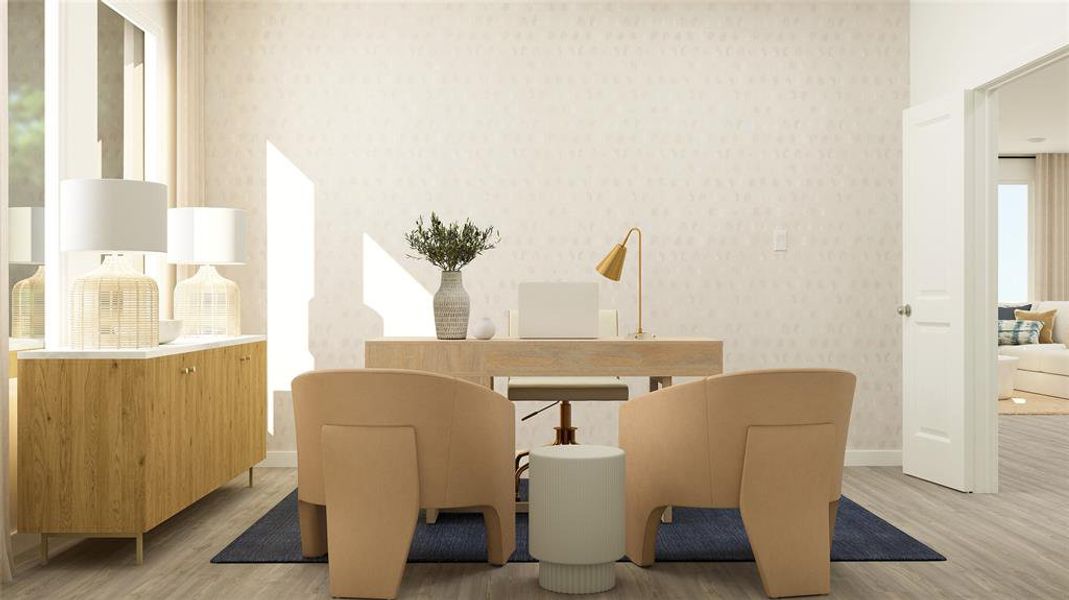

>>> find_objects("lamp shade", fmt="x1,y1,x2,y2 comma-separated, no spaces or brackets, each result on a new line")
8,206,45,264
167,207,247,265
166,205,248,264
60,178,167,253
595,243,627,281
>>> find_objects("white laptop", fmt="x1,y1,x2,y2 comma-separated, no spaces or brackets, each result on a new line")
517,282,599,339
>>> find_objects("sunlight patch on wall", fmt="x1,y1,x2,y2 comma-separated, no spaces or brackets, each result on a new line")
266,140,315,435
362,233,435,337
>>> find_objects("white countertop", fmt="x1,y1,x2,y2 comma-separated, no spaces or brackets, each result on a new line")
18,334,265,360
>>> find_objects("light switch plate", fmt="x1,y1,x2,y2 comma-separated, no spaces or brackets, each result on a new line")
773,227,788,252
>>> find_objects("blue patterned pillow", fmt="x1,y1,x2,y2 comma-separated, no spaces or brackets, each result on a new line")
998,320,1042,345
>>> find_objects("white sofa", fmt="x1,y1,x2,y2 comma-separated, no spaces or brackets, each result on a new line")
998,301,1069,398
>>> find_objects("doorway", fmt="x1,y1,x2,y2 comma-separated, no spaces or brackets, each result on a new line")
902,43,1069,494
995,55,1069,416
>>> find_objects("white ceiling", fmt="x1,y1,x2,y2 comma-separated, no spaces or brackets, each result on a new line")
999,57,1069,154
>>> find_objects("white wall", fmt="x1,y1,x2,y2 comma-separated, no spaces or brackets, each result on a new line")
911,0,1069,104
203,1,909,462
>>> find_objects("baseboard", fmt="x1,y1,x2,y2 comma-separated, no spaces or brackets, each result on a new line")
845,449,902,467
260,448,901,468
258,450,297,468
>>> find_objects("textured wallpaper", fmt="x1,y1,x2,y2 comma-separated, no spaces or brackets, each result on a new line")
203,1,909,455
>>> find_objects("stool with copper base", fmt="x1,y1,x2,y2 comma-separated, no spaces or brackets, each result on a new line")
506,309,629,501
510,381,628,500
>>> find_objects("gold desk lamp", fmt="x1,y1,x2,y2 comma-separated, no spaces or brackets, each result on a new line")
596,227,653,339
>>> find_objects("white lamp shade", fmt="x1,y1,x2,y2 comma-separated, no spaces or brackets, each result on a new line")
167,207,247,265
60,178,168,253
8,206,45,264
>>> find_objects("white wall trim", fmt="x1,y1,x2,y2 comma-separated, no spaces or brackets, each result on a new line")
845,449,902,467
258,450,297,468
258,449,903,469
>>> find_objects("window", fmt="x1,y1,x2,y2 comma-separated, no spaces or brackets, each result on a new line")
998,183,1030,303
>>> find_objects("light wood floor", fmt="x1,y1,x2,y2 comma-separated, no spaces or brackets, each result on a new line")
3,416,1068,599
999,390,1069,415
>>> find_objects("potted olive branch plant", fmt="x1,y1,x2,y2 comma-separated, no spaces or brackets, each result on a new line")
405,213,500,340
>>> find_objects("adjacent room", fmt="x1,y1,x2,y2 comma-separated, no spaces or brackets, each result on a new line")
995,56,1069,417
2,1,1068,599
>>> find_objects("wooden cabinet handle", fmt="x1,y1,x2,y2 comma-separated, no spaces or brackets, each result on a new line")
181,367,190,375
190,366,197,374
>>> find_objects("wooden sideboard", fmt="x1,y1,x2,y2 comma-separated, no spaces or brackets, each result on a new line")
16,336,266,564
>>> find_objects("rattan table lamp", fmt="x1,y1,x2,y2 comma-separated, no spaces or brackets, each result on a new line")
9,206,46,338
167,207,247,337
60,179,168,349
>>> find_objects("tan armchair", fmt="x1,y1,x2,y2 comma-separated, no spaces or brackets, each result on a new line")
619,369,856,598
293,369,516,599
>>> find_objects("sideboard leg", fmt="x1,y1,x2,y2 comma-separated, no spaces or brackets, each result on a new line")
135,533,144,565
248,467,254,488
40,534,48,565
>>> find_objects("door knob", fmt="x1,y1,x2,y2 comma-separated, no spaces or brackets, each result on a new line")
897,304,912,317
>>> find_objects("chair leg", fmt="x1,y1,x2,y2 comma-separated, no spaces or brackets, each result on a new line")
829,500,839,547
321,425,420,600
739,424,836,598
298,500,328,558
481,501,516,566
625,500,665,567
515,451,531,499
555,400,578,445
515,462,531,500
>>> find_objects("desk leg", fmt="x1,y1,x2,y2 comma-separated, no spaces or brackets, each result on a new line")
650,376,675,523
425,509,440,524
649,376,672,392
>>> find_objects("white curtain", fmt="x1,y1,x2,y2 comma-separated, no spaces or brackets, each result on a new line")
1031,154,1069,301
176,0,206,283
1,0,15,582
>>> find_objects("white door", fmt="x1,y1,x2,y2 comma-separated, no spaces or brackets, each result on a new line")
901,92,976,492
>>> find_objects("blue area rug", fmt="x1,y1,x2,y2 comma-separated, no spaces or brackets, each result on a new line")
212,483,944,564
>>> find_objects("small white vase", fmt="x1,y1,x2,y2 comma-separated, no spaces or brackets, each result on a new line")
472,317,496,340
433,271,470,340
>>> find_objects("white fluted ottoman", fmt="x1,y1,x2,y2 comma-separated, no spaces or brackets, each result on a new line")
528,445,625,594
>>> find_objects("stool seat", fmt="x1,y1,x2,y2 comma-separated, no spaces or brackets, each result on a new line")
529,445,625,594
507,376,629,402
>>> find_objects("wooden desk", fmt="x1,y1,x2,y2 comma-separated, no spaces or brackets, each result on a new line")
364,337,723,391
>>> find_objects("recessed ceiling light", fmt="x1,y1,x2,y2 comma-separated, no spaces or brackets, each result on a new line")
1027,136,1047,143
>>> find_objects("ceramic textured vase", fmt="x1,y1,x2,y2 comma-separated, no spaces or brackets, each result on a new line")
434,271,470,340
